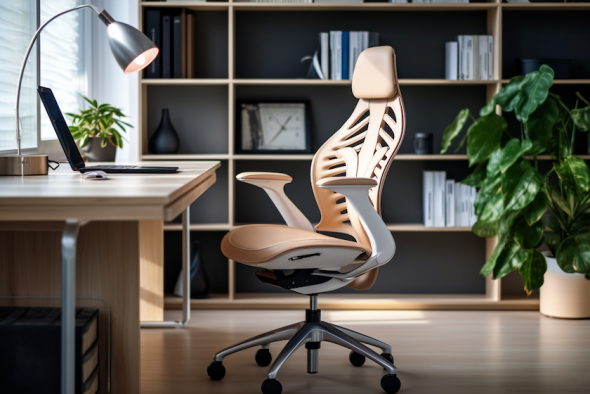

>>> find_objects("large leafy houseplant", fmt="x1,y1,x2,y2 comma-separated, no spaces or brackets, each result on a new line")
441,65,590,294
66,96,132,149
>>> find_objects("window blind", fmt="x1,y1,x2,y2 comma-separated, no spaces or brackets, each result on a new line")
0,0,37,151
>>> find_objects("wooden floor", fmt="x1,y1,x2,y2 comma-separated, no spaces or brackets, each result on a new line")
141,309,590,394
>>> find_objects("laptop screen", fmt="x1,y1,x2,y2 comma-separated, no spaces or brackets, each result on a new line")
38,86,85,171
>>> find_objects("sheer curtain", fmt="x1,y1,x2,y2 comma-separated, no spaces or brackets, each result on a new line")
0,0,37,151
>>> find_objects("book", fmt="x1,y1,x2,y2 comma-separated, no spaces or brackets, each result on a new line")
445,42,458,80
330,31,342,80
461,182,470,227
455,183,462,228
181,9,186,78
433,171,446,227
445,180,456,227
0,307,99,394
320,32,329,80
144,10,161,78
478,35,488,80
423,171,434,227
469,186,478,226
162,14,171,78
173,14,182,78
342,31,349,81
472,36,479,81
368,32,379,48
360,31,369,54
187,12,195,78
349,31,359,79
488,35,494,80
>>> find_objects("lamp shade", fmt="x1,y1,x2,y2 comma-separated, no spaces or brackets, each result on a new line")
107,21,159,74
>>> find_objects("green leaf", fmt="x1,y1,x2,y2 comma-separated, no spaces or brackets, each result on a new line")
523,191,548,225
478,190,504,222
519,250,547,295
571,106,590,132
472,220,499,238
498,209,522,238
524,98,559,155
513,65,555,123
467,113,507,167
513,217,544,249
462,161,487,187
570,213,590,235
502,161,542,211
556,232,590,274
493,241,531,279
565,157,590,197
480,75,527,117
101,137,108,148
480,234,507,276
551,187,573,218
441,109,470,154
493,139,533,178
486,149,503,178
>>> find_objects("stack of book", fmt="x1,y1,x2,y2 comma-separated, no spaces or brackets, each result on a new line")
144,9,196,79
0,307,100,394
445,35,494,80
318,31,379,80
423,171,477,228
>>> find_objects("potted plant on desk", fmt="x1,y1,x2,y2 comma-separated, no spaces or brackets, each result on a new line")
66,96,132,162
441,65,590,318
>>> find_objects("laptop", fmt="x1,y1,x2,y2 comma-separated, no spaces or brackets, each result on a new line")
38,86,178,174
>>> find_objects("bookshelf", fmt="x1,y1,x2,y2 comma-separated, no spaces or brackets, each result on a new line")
138,0,590,310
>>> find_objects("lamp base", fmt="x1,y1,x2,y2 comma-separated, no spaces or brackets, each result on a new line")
0,155,48,176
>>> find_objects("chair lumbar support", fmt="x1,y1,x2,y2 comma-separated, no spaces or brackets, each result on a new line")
207,294,401,394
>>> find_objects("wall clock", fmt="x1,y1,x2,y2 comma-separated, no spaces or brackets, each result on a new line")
239,102,310,153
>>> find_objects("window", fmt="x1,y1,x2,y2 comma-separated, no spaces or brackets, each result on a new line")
40,0,88,141
0,0,89,152
0,0,37,151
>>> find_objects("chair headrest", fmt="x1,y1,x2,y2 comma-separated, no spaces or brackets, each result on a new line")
352,46,397,100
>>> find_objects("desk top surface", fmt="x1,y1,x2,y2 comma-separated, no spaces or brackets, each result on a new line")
0,161,220,221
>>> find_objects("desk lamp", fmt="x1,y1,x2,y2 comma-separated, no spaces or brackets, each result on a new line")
0,5,158,176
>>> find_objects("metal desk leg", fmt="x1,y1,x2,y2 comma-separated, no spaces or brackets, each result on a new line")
61,220,85,394
141,205,191,328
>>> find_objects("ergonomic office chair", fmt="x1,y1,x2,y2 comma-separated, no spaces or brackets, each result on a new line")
207,46,406,394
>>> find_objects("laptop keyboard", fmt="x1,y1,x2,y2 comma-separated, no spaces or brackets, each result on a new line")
85,165,140,169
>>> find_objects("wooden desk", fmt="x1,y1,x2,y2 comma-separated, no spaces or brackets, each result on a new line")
0,161,220,394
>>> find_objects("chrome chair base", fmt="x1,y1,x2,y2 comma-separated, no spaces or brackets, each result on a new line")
207,296,400,394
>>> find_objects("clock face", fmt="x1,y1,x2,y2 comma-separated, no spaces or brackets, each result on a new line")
256,104,306,150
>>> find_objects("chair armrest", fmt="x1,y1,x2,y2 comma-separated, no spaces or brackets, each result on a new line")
237,172,313,232
316,177,395,266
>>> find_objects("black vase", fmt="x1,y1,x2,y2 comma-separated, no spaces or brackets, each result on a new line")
189,240,210,299
149,108,180,154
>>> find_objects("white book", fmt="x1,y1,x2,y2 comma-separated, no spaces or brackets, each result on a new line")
349,32,359,79
459,35,474,80
361,31,369,53
445,180,456,227
461,183,470,227
478,35,488,80
320,32,329,80
332,31,342,80
488,35,494,80
457,36,464,80
433,171,446,227
472,36,479,81
423,171,434,227
455,183,462,228
445,42,458,80
469,187,478,226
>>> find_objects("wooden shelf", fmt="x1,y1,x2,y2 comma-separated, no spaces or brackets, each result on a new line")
164,223,231,231
233,154,315,160
142,78,501,86
140,2,229,11
387,224,471,232
502,79,590,85
232,3,499,11
141,78,229,85
142,154,230,160
164,293,539,311
501,3,590,11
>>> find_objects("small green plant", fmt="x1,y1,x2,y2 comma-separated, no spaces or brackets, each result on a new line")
441,65,590,295
66,95,132,149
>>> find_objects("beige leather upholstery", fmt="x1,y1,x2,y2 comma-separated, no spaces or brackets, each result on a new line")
237,172,293,182
352,46,397,100
221,224,368,266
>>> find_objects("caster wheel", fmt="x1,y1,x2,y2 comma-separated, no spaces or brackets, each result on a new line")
255,348,272,367
349,350,366,367
381,374,401,394
207,361,226,381
381,352,394,370
261,379,282,394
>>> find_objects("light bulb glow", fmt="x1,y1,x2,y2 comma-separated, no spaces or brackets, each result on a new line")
134,54,146,66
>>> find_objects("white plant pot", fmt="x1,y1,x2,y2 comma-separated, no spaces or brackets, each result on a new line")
540,254,590,319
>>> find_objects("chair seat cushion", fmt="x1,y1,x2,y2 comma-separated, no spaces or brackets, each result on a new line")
221,224,368,269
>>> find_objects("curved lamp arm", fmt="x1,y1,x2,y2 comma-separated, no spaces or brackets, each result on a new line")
15,5,102,156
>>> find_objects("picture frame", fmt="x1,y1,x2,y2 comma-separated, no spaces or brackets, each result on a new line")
237,101,311,154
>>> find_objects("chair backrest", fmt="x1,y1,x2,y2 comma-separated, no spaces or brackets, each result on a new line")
310,46,406,290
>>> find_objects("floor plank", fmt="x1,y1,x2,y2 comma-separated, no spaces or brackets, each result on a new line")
141,309,590,394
